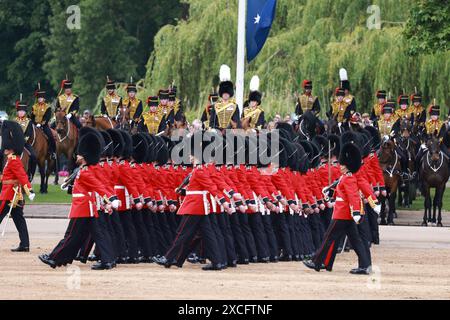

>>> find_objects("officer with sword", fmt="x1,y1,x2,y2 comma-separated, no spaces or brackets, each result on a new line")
0,121,36,252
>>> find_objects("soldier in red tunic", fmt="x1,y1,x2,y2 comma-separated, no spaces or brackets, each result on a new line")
0,121,35,252
303,143,371,275
39,131,120,269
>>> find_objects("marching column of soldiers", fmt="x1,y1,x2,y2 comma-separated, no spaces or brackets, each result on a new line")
0,63,448,274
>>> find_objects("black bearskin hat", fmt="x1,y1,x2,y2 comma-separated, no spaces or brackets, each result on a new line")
155,136,169,165
100,130,113,158
339,143,362,173
77,132,102,165
132,133,148,164
107,129,124,158
364,126,381,150
294,143,309,173
298,140,313,164
219,81,234,98
278,138,290,168
340,131,361,146
249,91,262,105
119,130,133,159
79,127,105,160
309,141,321,168
1,121,25,155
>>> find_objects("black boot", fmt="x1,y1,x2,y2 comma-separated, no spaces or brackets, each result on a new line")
11,246,29,252
39,254,56,269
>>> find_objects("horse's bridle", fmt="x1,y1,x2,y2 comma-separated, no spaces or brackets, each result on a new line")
57,117,70,143
425,150,444,173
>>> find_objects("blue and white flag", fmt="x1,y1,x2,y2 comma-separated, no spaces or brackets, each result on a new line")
246,0,277,62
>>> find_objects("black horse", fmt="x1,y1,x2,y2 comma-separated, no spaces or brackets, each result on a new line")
418,136,449,227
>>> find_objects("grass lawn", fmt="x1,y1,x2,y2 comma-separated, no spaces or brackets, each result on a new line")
400,186,450,212
31,184,71,204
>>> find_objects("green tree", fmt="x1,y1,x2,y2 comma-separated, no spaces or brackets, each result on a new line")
0,0,51,111
404,0,450,55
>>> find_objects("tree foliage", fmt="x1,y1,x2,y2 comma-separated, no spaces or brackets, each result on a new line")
404,0,450,55
146,0,450,120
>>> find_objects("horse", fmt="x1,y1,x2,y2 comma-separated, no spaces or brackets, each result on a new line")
84,115,117,131
396,119,418,208
28,124,55,193
293,111,322,140
53,109,78,185
377,136,401,225
418,136,449,227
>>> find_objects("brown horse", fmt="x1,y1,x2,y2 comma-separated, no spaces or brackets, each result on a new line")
84,115,117,131
377,136,401,225
28,124,55,194
53,109,78,185
419,137,449,227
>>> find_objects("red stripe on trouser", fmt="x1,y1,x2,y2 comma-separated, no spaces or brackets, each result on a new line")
314,220,337,263
166,216,190,258
324,241,335,267
52,219,78,259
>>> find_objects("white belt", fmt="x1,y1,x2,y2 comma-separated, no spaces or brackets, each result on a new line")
114,186,126,190
72,193,85,198
186,191,209,215
336,197,344,202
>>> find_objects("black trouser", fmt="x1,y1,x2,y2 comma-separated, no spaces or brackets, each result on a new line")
0,202,29,248
50,217,114,265
119,210,138,259
286,213,300,257
165,215,221,266
42,125,56,153
301,214,315,254
229,212,249,261
70,116,82,129
152,213,169,256
142,210,157,257
110,210,127,258
157,212,173,249
357,214,372,266
216,213,237,263
209,214,227,264
313,219,370,271
272,212,292,257
167,211,179,241
248,213,270,259
132,208,154,258
308,213,323,251
366,204,380,244
238,213,257,259
321,207,332,231
261,213,278,259
293,214,306,256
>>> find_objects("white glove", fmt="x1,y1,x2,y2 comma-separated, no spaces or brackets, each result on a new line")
420,143,427,150
103,114,108,118
135,202,143,210
374,190,380,197
66,113,72,119
381,190,387,197
374,204,381,215
319,203,326,211
352,212,361,224
28,191,36,201
36,124,41,128
111,199,120,209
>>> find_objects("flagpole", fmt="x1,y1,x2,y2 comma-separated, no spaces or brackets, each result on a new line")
236,0,246,116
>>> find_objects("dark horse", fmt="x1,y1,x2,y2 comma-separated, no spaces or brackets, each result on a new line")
418,137,449,227
378,136,401,225
28,124,56,193
53,109,78,185
292,110,324,140
396,119,418,208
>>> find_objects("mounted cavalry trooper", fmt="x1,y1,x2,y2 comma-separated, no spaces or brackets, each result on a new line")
409,92,426,130
377,100,400,138
122,79,143,127
330,87,353,127
168,85,183,120
0,121,36,253
242,76,265,130
157,89,174,125
55,77,82,129
201,91,219,129
31,83,56,160
139,96,167,135
101,77,122,119
370,90,387,124
13,95,37,177
339,68,356,119
209,65,241,130
295,79,320,116
416,104,450,170
395,95,412,120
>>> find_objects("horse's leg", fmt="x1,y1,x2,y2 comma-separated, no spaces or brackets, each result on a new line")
380,195,387,225
388,191,396,225
39,161,46,194
432,188,438,226
422,184,431,226
54,154,59,185
436,186,444,227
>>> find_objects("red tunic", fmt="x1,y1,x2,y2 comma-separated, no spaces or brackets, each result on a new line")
0,154,32,202
332,173,362,220
69,165,114,218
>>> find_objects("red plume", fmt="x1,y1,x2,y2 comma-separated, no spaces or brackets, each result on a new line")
15,101,20,110
61,79,68,89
